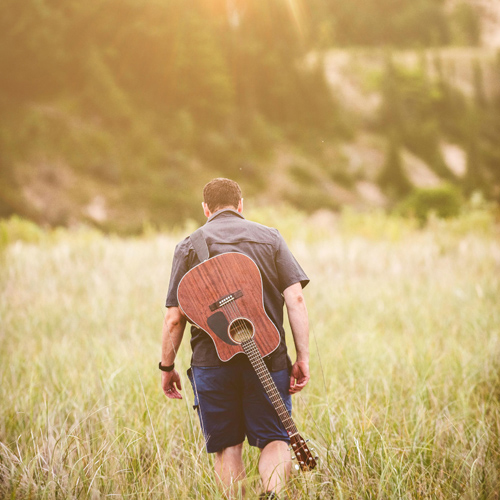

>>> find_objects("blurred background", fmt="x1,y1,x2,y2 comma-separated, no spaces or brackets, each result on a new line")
1,0,499,233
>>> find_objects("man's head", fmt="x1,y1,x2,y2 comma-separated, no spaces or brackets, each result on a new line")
202,178,243,216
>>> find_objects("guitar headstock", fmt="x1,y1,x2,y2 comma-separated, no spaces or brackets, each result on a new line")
290,434,317,471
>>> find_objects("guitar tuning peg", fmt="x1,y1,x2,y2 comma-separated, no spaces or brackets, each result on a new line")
291,456,296,460
294,464,300,471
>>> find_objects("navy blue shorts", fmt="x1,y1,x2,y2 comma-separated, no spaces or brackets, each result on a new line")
187,359,292,453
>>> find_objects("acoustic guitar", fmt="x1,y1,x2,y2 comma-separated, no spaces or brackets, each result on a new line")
177,251,317,471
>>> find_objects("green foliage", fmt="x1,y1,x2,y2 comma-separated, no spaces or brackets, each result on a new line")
378,57,453,180
0,0,350,231
378,131,412,198
450,2,481,46
339,207,418,240
324,161,356,188
289,162,317,186
0,0,67,102
285,186,340,213
245,114,283,155
322,0,450,47
463,107,485,195
376,53,500,203
396,184,463,222
0,0,340,134
0,216,45,247
285,162,341,213
0,150,22,218
0,0,497,231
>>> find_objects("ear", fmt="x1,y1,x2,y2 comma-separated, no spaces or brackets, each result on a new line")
237,198,243,213
202,202,211,218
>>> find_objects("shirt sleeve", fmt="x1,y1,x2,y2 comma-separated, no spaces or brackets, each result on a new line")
165,240,190,307
274,231,309,293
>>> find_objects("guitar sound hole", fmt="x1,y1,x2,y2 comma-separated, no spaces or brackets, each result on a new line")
229,318,254,344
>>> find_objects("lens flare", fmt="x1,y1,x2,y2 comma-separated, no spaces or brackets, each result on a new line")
285,0,304,39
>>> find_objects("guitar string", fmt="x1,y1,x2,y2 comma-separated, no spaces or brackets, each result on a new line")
222,300,297,435
223,301,294,433
229,290,319,467
224,291,317,465
239,310,297,433
222,300,270,387
222,299,311,464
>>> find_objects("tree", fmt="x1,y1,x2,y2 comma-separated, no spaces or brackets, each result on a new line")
378,130,412,198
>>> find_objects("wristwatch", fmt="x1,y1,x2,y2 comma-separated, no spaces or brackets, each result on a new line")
159,362,175,372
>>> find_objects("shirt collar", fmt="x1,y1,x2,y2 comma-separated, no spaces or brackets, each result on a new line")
206,208,245,223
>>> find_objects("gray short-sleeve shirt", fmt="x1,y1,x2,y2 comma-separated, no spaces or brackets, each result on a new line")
165,209,309,369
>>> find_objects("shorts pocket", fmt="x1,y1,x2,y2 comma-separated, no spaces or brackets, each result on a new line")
186,367,199,410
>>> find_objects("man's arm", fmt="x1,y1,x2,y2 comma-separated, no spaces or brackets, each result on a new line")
161,306,187,399
283,282,310,394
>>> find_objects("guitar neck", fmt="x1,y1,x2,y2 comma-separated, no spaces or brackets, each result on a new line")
241,338,317,471
241,339,298,437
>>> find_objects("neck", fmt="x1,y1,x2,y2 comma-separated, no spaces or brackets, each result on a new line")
206,206,241,218
213,206,238,213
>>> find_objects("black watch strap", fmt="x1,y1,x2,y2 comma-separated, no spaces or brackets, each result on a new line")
159,362,175,372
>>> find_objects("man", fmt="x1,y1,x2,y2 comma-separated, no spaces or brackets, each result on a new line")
161,178,310,498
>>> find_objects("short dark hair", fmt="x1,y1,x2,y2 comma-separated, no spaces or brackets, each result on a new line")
203,178,242,212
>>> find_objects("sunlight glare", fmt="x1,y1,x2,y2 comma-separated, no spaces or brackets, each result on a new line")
285,0,305,39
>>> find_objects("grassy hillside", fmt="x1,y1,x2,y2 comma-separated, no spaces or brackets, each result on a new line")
1,0,499,232
1,209,499,498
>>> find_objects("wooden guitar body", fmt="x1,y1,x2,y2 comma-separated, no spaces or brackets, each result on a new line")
177,252,280,361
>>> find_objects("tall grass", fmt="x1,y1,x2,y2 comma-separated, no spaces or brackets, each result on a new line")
1,210,499,498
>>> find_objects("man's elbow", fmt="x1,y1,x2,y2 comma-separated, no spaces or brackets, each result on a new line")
294,292,305,303
164,308,186,331
166,318,184,332
284,283,306,308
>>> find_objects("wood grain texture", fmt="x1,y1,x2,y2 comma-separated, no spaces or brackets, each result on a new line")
177,252,280,361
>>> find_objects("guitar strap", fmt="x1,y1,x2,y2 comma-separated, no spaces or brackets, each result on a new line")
189,227,210,262
187,227,209,435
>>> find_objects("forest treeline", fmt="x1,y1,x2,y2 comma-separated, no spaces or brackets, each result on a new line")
0,0,495,230
1,0,480,104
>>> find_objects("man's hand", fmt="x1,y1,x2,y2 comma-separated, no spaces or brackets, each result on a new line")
162,370,183,399
289,360,310,394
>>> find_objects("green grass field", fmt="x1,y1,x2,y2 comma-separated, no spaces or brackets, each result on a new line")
1,209,499,499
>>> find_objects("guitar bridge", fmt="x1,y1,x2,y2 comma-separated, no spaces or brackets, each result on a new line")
209,290,243,311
